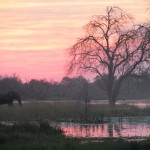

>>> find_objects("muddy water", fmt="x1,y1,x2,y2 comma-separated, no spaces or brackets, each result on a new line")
53,117,150,138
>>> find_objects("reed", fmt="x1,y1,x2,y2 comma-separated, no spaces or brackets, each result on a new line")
0,101,149,122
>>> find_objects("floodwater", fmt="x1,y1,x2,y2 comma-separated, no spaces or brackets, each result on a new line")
23,99,150,108
53,117,150,138
90,100,150,108
22,100,150,139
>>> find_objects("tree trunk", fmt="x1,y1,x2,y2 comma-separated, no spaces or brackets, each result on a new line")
108,96,116,106
108,77,124,106
107,73,116,106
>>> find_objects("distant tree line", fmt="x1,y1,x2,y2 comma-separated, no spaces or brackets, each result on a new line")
0,75,149,101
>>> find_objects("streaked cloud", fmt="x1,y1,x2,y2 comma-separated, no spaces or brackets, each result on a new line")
0,0,148,81
0,50,67,81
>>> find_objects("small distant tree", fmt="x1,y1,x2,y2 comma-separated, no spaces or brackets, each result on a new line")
80,77,90,119
68,6,150,106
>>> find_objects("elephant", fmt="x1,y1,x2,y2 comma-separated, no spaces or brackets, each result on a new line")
0,91,22,106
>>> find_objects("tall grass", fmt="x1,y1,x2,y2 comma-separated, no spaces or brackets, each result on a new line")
0,101,149,121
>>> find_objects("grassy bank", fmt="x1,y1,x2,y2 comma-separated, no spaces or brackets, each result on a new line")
0,101,149,121
0,122,150,150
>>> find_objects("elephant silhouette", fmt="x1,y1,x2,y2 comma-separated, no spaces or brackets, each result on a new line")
0,91,22,106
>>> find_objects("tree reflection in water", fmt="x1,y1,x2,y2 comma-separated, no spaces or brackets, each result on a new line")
53,117,150,138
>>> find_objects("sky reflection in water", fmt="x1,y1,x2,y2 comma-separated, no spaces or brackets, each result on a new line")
54,117,150,138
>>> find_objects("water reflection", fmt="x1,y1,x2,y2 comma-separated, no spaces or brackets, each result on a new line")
23,100,150,108
53,117,150,138
90,100,150,108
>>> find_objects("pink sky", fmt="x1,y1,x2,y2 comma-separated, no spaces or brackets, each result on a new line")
0,0,149,82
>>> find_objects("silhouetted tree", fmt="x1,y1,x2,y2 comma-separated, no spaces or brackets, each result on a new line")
61,76,87,100
68,6,150,106
80,77,90,119
0,75,22,94
0,75,150,101
26,79,52,100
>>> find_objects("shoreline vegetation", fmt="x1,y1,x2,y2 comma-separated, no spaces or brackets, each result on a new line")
0,102,150,149
0,101,149,122
0,121,150,150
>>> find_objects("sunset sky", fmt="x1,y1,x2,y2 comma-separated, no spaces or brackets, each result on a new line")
0,0,149,82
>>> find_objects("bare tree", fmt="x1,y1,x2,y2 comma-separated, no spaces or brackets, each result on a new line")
80,78,90,120
68,6,150,106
